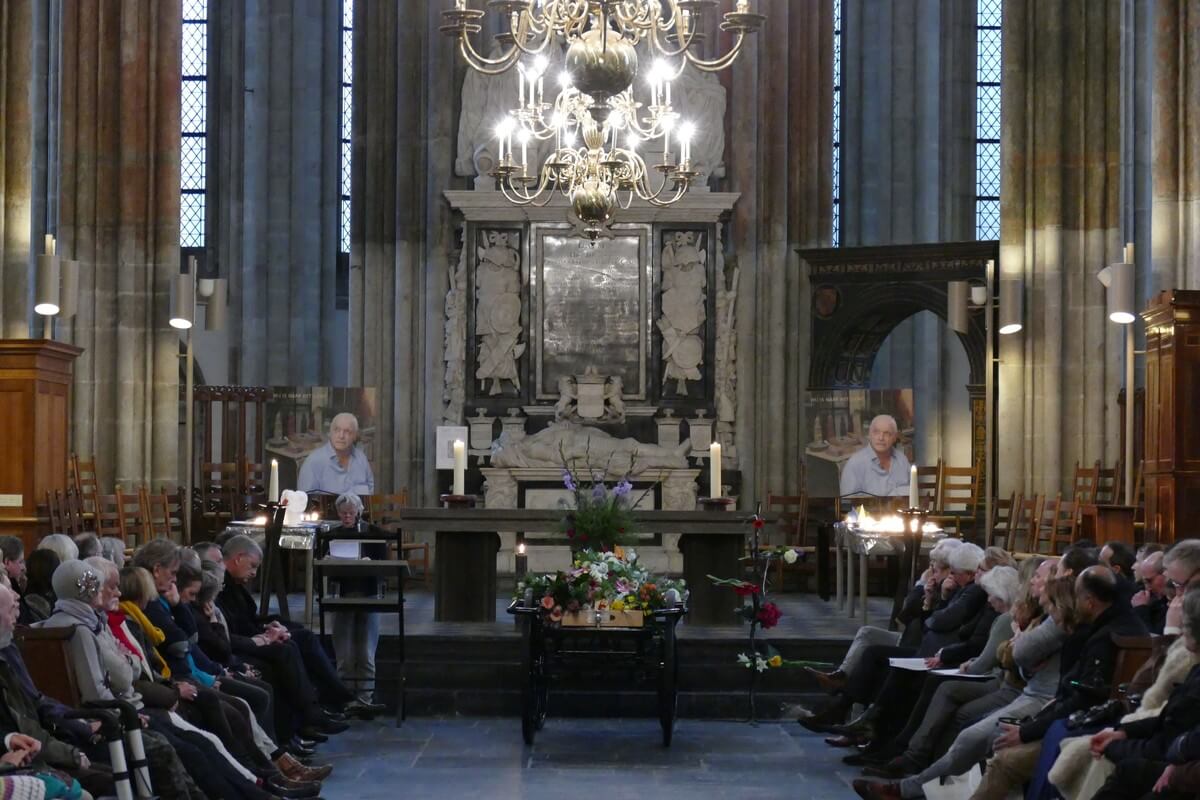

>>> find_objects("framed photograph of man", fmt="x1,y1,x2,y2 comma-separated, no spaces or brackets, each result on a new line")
804,389,915,498
264,387,377,490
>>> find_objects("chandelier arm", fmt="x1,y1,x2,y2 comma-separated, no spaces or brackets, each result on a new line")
647,22,698,60
682,33,749,72
456,37,522,75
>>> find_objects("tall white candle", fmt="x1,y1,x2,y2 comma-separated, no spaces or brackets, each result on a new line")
710,442,722,498
453,439,467,496
269,459,279,503
908,464,918,509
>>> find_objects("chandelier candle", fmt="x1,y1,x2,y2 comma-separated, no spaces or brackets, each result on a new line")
269,459,279,503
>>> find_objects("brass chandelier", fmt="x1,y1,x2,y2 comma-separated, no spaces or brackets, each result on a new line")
442,1,764,238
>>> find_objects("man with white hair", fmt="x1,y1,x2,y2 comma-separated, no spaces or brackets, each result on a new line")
297,412,375,495
839,414,912,497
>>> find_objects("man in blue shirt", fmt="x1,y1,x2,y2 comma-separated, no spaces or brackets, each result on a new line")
839,414,911,498
297,413,375,495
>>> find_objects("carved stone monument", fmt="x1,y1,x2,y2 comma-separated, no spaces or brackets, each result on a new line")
475,230,524,395
659,231,707,395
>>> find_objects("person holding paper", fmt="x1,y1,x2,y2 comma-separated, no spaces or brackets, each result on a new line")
838,415,911,497
297,413,375,496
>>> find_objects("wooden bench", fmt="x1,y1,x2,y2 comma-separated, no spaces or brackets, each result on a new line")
15,625,82,706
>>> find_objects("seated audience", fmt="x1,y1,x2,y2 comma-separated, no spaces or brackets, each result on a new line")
1099,540,1137,601
73,534,101,561
980,546,1017,573
1132,549,1170,634
0,535,25,591
19,549,59,624
36,534,78,564
1164,540,1200,636
99,536,126,567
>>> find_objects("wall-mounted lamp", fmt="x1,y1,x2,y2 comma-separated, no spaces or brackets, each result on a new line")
948,281,970,335
201,278,228,331
1099,243,1135,324
34,235,60,316
969,284,988,307
998,276,1024,335
170,261,196,330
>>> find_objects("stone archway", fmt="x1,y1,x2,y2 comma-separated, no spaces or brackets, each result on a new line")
796,241,998,484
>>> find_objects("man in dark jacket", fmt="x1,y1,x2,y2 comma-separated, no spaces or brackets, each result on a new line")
971,566,1148,800
1132,550,1171,634
218,535,350,737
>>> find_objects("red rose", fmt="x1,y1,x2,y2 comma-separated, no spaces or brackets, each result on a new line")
752,516,765,530
579,533,589,542
756,601,782,629
732,583,760,597
567,528,575,538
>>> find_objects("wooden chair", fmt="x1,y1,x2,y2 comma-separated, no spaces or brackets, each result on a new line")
199,462,240,535
61,489,85,536
1051,496,1080,554
242,462,268,511
15,626,82,706
1109,633,1158,700
1032,494,1062,555
762,491,811,590
1095,462,1121,505
93,494,123,539
368,491,430,586
142,485,184,541
1132,462,1146,542
69,454,99,529
928,463,981,537
115,485,151,547
46,489,65,534
1071,461,1101,506
1007,494,1044,555
989,491,1020,548
915,461,942,510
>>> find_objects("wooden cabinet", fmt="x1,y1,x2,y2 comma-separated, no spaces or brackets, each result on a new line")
1141,291,1200,543
0,340,82,551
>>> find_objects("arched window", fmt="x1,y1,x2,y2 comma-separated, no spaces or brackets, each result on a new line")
181,0,208,252
976,0,1001,240
340,0,352,255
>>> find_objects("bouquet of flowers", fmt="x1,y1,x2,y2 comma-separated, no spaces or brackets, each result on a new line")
515,548,686,626
558,452,652,551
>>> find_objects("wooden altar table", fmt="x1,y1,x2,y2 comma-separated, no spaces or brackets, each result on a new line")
393,508,773,624
1078,504,1136,547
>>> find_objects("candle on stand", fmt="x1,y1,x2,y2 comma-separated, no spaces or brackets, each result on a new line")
452,439,467,496
709,442,722,498
268,459,279,503
908,464,918,509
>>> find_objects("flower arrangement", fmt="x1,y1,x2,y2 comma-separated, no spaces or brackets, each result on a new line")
515,548,686,627
558,448,654,551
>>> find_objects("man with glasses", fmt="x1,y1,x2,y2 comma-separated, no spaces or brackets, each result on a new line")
1163,540,1200,636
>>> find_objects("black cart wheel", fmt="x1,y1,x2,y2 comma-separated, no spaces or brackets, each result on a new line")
520,617,547,745
658,621,679,747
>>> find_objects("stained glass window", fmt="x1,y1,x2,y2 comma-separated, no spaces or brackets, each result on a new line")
832,0,842,246
181,0,207,249
340,0,352,254
976,0,1001,240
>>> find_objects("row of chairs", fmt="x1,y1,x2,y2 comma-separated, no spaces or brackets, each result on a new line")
47,485,184,547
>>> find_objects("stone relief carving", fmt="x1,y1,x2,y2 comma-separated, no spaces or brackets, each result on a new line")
481,473,517,510
553,369,626,422
442,245,468,424
475,230,525,395
662,474,699,511
659,231,706,395
490,420,692,474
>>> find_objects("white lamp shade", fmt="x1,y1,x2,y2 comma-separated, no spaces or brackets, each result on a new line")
34,254,60,316
1107,261,1135,324
970,284,988,306
998,278,1023,335
947,281,969,335
170,272,194,329
205,278,227,331
59,259,80,318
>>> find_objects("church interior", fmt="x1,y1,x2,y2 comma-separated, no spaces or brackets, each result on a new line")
1,1,1200,798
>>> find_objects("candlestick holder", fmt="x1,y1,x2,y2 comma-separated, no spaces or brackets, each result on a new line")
896,506,929,596
440,494,477,509
698,497,735,511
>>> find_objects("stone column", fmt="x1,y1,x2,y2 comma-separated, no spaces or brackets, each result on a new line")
0,0,35,338
1150,0,1200,292
211,0,342,387
349,2,462,501
58,0,182,488
996,0,1124,496
727,0,833,504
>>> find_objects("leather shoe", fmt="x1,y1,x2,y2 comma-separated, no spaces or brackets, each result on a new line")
265,775,321,798
344,699,386,719
316,718,350,735
852,779,903,800
825,733,870,748
276,753,332,783
804,666,847,693
321,708,348,722
297,727,330,743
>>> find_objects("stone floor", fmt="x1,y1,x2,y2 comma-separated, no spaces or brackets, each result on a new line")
317,716,861,799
